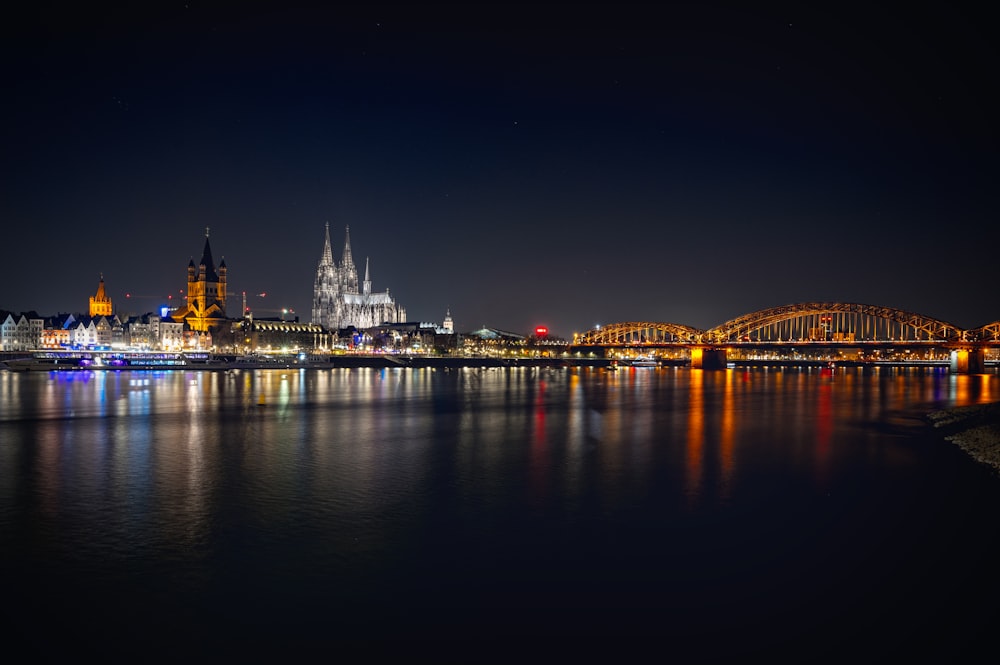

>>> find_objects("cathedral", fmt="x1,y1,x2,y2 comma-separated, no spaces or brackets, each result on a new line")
312,224,406,330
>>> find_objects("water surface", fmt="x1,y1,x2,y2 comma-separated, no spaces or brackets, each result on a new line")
2,366,998,662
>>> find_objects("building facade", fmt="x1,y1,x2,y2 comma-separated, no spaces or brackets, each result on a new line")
232,318,330,353
0,312,44,351
311,224,406,330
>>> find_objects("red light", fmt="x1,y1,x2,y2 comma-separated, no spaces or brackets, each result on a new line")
535,326,548,337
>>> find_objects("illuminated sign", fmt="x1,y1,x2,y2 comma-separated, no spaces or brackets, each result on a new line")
535,326,548,337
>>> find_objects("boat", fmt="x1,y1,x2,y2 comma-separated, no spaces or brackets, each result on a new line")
3,350,193,371
630,355,658,367
224,355,293,370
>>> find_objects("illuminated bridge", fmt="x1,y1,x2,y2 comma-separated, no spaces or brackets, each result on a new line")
569,302,1000,373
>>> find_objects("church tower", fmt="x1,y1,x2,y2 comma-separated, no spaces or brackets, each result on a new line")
89,274,113,317
340,225,359,295
312,222,341,329
172,228,228,333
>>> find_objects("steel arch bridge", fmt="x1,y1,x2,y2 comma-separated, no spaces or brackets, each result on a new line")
573,321,705,346
703,302,964,344
572,302,973,347
969,321,1000,341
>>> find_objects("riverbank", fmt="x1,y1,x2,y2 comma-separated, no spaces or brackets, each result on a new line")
927,402,1000,471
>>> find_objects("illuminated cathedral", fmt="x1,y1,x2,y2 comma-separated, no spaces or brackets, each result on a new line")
311,224,406,330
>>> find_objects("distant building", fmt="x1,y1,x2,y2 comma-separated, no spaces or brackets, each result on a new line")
463,327,527,355
89,274,113,317
232,318,330,353
0,311,44,351
312,224,406,331
122,313,183,350
171,228,229,334
362,320,459,353
40,317,71,348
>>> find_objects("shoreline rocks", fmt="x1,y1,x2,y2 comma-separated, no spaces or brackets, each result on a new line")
927,402,1000,471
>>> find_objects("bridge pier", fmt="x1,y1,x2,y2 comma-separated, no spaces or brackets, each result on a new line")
691,347,727,370
950,348,986,374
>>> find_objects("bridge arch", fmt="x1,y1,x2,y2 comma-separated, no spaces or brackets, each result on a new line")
573,321,705,345
704,302,964,344
968,321,1000,342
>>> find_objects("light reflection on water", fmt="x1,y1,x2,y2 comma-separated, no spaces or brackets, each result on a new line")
1,365,999,661
2,366,995,522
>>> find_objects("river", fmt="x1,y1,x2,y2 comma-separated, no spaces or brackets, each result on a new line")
1,365,998,662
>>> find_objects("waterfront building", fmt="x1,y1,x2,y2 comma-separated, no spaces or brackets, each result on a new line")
124,314,185,349
171,228,228,334
363,320,458,354
0,312,44,351
65,315,122,348
232,317,330,354
311,224,406,331
463,327,527,356
69,317,101,347
40,321,71,349
89,275,113,317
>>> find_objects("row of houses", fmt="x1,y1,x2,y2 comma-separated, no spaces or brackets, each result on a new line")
0,309,463,355
1,309,567,357
0,311,197,352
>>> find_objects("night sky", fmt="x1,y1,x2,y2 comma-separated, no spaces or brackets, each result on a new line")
3,2,997,337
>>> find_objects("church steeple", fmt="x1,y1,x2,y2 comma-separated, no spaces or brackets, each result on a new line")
89,273,113,317
341,225,354,270
199,227,218,282
363,257,371,295
340,225,359,294
312,222,342,329
320,221,335,267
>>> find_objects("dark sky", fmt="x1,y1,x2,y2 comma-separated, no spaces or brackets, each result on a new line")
3,1,997,336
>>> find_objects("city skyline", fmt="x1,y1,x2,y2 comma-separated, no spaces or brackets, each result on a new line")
3,3,997,336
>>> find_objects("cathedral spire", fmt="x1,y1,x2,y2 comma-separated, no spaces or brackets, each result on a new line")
363,257,371,295
340,225,359,294
320,222,334,266
341,225,354,270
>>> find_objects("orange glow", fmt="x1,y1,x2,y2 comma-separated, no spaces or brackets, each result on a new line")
685,369,704,502
719,370,735,499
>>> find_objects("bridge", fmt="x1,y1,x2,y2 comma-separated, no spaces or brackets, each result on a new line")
569,302,1000,373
